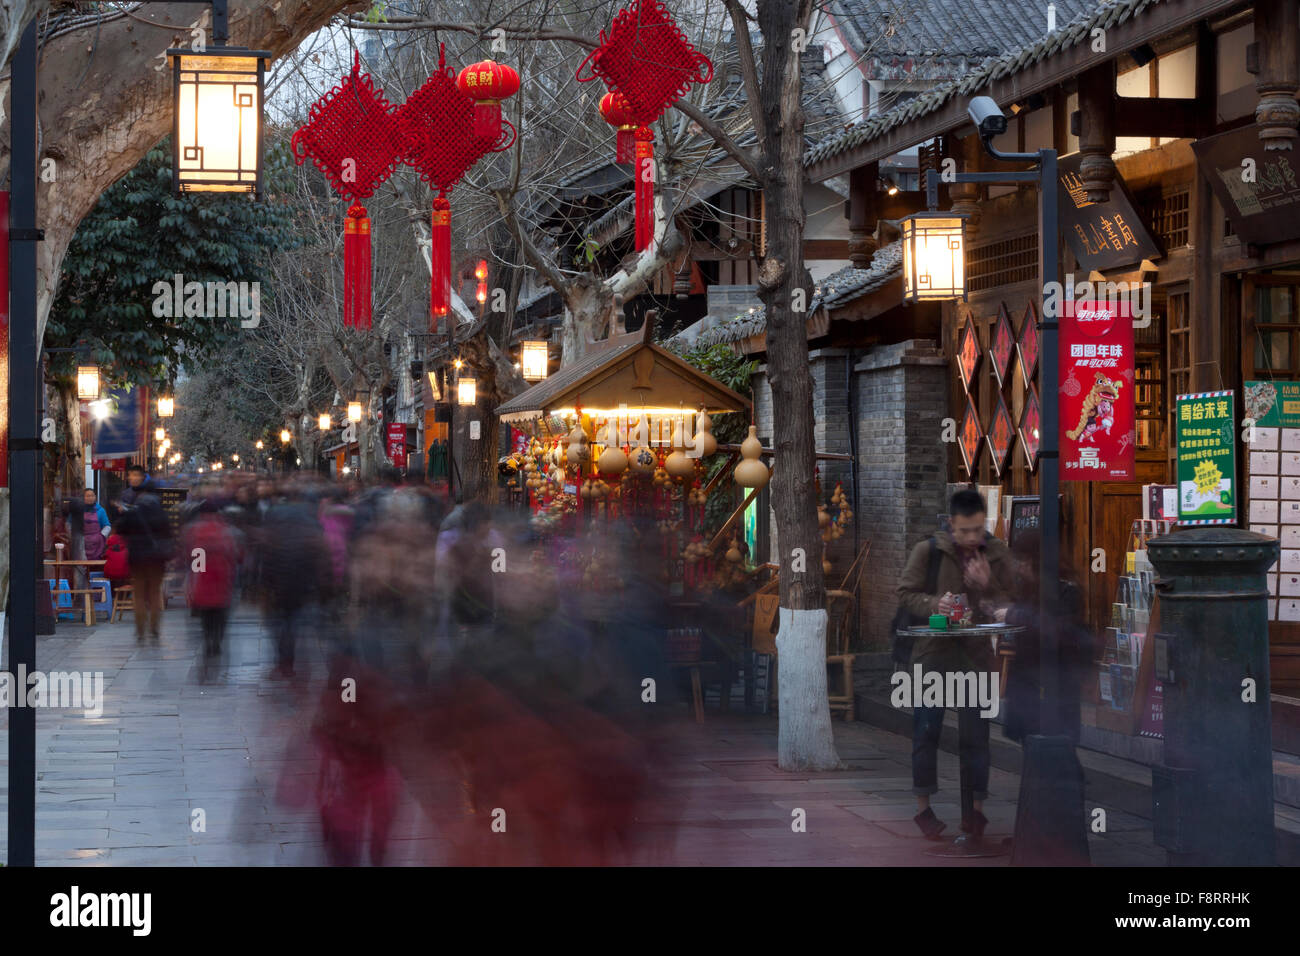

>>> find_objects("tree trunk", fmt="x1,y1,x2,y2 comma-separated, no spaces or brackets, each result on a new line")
756,0,839,771
561,274,613,365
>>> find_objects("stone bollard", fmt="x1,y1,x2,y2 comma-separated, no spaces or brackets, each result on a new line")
1147,527,1277,866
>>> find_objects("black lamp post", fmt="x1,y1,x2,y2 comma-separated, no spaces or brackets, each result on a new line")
903,97,1086,864
7,1,267,866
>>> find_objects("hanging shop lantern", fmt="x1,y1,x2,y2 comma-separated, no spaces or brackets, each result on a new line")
455,59,520,141
169,45,270,196
457,376,478,406
347,401,363,423
319,413,331,430
155,427,166,442
900,211,966,303
76,365,100,401
292,52,405,331
598,91,638,164
280,428,292,444
157,395,175,418
520,340,549,382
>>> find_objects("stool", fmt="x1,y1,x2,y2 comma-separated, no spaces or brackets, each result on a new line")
111,584,135,623
52,578,79,621
89,573,112,620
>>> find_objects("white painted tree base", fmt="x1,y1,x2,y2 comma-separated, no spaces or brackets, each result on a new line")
775,607,841,771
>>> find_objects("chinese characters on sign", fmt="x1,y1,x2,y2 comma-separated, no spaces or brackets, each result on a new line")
1192,125,1300,245
1057,152,1161,271
386,422,407,469
1060,299,1136,482
1175,391,1236,525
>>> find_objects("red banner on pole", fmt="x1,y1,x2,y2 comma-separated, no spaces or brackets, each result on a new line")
1059,298,1136,481
386,422,407,468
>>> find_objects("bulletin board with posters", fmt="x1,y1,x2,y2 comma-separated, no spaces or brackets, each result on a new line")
1174,391,1236,526
1243,381,1300,622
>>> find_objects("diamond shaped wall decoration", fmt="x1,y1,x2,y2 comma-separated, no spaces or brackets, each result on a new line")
991,303,1015,389
959,394,983,476
958,311,981,393
987,393,1015,476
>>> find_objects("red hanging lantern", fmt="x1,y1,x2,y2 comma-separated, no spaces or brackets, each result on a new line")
634,126,655,251
456,59,520,142
598,91,637,164
292,52,404,332
430,195,451,329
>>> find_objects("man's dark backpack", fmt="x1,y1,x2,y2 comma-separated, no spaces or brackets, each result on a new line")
889,537,942,666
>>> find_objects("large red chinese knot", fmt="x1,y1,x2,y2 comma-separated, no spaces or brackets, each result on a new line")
399,44,514,331
456,59,521,141
291,52,404,330
577,0,712,252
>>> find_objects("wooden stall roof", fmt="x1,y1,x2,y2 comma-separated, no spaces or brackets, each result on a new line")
495,322,752,423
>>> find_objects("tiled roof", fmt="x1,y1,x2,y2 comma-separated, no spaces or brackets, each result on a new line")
670,241,904,349
806,0,1150,168
828,0,1096,61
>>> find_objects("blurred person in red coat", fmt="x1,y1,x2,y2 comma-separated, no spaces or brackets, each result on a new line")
182,499,243,659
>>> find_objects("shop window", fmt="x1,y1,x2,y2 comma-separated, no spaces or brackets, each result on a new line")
967,234,1037,293
1251,281,1300,379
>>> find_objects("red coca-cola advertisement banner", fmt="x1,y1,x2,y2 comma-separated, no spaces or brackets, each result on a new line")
1059,298,1135,481
386,422,407,468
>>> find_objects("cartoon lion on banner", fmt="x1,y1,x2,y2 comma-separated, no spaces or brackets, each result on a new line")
1067,372,1122,443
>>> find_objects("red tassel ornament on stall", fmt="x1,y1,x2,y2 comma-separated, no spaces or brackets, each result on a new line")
430,194,451,331
634,126,655,251
343,202,373,329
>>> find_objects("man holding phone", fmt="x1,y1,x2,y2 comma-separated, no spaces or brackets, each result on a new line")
896,489,1015,851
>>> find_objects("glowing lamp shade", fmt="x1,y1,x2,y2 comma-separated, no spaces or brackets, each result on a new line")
280,428,291,444
155,427,166,442
347,401,362,423
169,47,268,196
521,340,549,382
319,413,331,430
900,212,966,303
255,440,263,449
457,377,477,406
76,366,100,400
157,395,174,418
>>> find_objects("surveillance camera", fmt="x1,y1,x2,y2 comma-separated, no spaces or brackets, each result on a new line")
967,96,1008,139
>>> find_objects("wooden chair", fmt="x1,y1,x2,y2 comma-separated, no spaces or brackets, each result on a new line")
111,584,135,624
826,589,857,720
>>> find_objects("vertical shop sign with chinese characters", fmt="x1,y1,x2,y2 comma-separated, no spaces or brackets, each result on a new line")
1175,391,1236,525
1060,299,1136,481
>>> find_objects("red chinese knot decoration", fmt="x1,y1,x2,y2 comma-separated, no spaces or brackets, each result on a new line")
577,0,713,253
291,52,404,330
293,47,516,333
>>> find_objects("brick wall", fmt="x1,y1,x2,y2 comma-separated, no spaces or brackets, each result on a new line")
855,340,949,648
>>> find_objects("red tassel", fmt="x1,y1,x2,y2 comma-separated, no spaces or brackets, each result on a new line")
431,194,451,332
616,126,635,164
472,100,502,141
634,126,654,251
344,203,372,330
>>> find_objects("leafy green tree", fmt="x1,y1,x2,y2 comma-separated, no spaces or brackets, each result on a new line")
48,138,298,389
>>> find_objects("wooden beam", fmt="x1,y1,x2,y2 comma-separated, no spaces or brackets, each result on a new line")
805,0,1244,182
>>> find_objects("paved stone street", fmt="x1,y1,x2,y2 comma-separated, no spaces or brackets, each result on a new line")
1,604,1165,866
